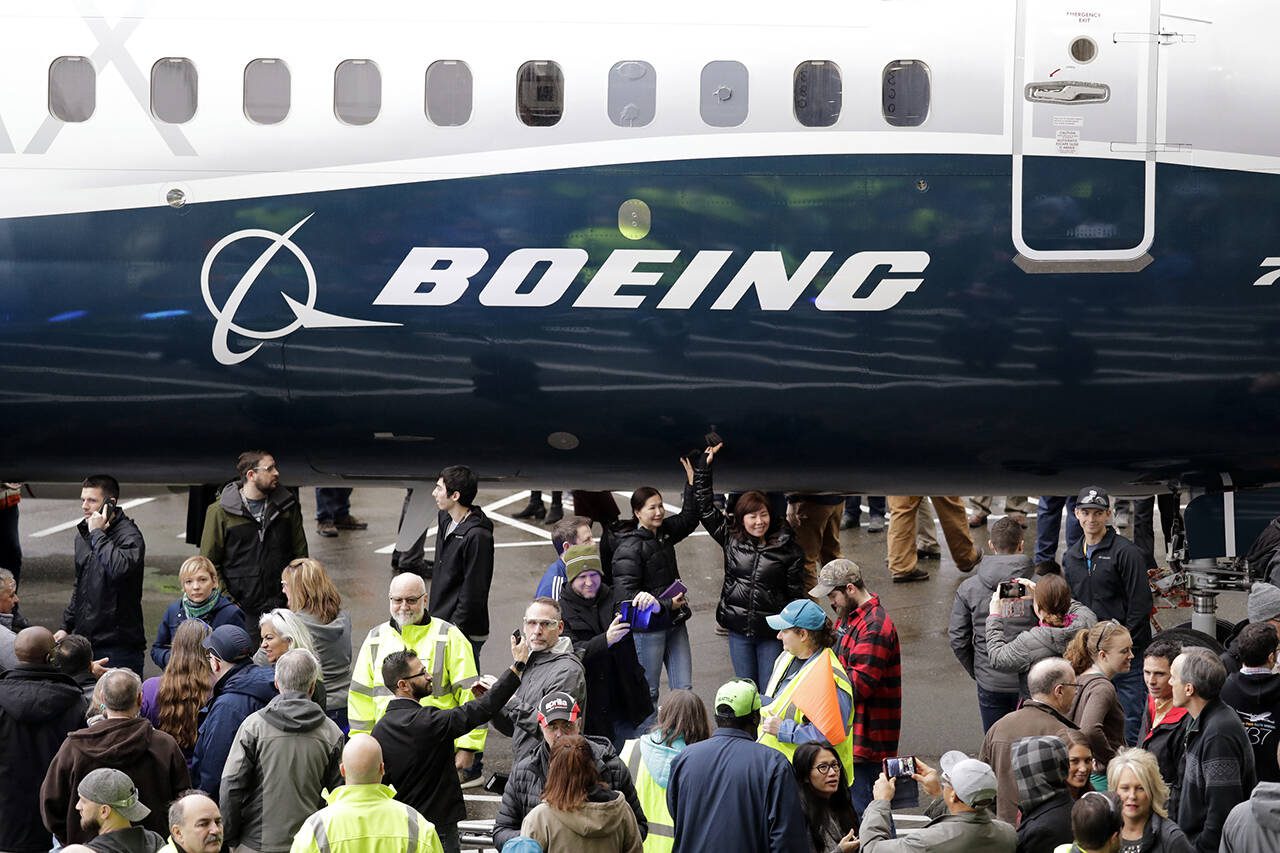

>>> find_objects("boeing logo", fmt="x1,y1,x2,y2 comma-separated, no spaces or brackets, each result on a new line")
200,214,400,366
201,216,930,365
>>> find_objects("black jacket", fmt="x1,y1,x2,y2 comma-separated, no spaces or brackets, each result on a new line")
372,668,521,827
692,465,805,637
430,507,495,641
1062,528,1154,652
65,512,147,652
610,483,699,618
200,482,307,620
1171,699,1256,853
0,666,89,853
559,582,653,738
492,734,647,849
1220,669,1280,783
1016,792,1073,853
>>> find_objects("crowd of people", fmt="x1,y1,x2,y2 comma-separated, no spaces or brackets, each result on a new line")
5,449,1280,853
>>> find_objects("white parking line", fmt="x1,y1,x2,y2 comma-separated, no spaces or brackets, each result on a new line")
29,497,158,538
375,490,543,554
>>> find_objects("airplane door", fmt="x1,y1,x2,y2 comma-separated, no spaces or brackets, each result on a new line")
1013,1,1160,267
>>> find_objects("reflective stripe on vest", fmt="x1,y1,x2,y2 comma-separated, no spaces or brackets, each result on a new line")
429,619,450,697
306,813,331,853
758,649,856,784
404,804,420,852
619,740,676,850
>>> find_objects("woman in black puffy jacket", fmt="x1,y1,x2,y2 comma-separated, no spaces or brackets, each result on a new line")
610,463,700,704
693,443,806,691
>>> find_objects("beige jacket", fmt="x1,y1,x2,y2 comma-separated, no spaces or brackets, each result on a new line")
521,790,642,853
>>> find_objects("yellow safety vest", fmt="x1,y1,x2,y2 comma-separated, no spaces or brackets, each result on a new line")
758,648,856,783
619,737,675,853
347,617,485,751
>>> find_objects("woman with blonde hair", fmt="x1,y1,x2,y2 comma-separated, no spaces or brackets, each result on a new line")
151,555,246,669
141,619,213,764
1106,748,1192,853
256,607,327,710
281,557,352,728
521,734,642,853
1066,620,1133,775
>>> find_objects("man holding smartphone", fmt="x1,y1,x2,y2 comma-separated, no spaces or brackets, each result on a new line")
55,475,146,676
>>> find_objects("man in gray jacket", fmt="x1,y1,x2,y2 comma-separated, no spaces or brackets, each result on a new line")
860,751,1015,851
491,597,587,764
949,518,1037,731
1221,780,1280,852
219,649,343,853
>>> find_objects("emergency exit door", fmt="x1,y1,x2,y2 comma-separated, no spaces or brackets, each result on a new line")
1013,1,1160,265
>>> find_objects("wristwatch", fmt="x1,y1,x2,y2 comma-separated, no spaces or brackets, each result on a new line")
511,660,527,674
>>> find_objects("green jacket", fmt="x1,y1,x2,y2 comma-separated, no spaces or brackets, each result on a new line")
200,482,307,619
289,784,442,853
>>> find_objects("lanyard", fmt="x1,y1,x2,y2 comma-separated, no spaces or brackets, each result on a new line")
1084,542,1093,574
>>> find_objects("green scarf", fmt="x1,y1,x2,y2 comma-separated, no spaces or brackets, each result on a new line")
182,588,221,621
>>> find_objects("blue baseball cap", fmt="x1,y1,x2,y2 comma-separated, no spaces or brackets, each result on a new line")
765,599,828,631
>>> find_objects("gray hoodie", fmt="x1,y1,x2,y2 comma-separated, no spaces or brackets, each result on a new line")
295,609,352,712
949,554,1038,692
219,692,344,853
1221,781,1280,853
493,636,587,763
986,600,1098,679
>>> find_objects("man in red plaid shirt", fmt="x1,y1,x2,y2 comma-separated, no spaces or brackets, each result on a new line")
810,558,902,817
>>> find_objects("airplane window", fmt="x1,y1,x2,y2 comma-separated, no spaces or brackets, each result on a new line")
244,59,290,125
517,61,563,127
425,60,472,126
608,61,655,128
700,61,748,127
793,60,841,127
49,56,95,123
335,59,381,126
151,57,197,124
882,59,930,127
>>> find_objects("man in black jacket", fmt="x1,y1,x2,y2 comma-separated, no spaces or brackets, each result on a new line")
430,465,494,666
374,636,529,853
56,475,146,675
200,452,307,621
492,691,647,850
1062,486,1153,745
1220,622,1280,783
1170,646,1256,853
0,627,89,853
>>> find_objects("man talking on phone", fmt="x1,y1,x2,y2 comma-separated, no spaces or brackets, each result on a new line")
55,475,146,676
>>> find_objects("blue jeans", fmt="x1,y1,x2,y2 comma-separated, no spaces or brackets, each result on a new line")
727,631,782,692
1114,656,1146,746
326,706,349,735
1035,496,1082,564
851,761,879,819
845,496,887,522
633,622,692,702
976,685,1020,733
315,487,352,521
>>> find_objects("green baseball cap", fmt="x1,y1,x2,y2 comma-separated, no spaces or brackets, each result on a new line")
714,678,762,718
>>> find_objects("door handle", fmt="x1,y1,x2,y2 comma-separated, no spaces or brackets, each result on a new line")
1024,81,1111,104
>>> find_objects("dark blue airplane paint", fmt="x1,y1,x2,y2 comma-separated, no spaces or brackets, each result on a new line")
0,154,1277,492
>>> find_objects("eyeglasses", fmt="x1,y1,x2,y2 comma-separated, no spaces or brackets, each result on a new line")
524,618,560,629
1058,682,1083,690
252,465,278,473
812,762,841,775
404,668,428,681
389,594,425,606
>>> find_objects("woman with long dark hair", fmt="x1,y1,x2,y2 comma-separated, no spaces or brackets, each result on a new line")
691,443,805,690
142,619,212,764
520,734,643,853
610,461,701,703
618,690,711,851
793,742,859,853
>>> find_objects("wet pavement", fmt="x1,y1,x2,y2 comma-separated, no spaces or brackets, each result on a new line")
9,487,1246,825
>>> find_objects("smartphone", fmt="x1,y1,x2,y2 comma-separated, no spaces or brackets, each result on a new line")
512,628,523,642
100,498,116,523
483,772,508,795
998,580,1024,599
660,580,688,599
883,756,917,778
889,776,920,809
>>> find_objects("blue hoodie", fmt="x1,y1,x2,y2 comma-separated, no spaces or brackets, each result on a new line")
190,661,278,798
638,730,686,789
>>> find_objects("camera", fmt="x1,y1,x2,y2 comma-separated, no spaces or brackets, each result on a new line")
998,580,1024,599
883,756,916,778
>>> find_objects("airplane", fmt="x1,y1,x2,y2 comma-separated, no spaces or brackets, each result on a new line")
2,0,1280,628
